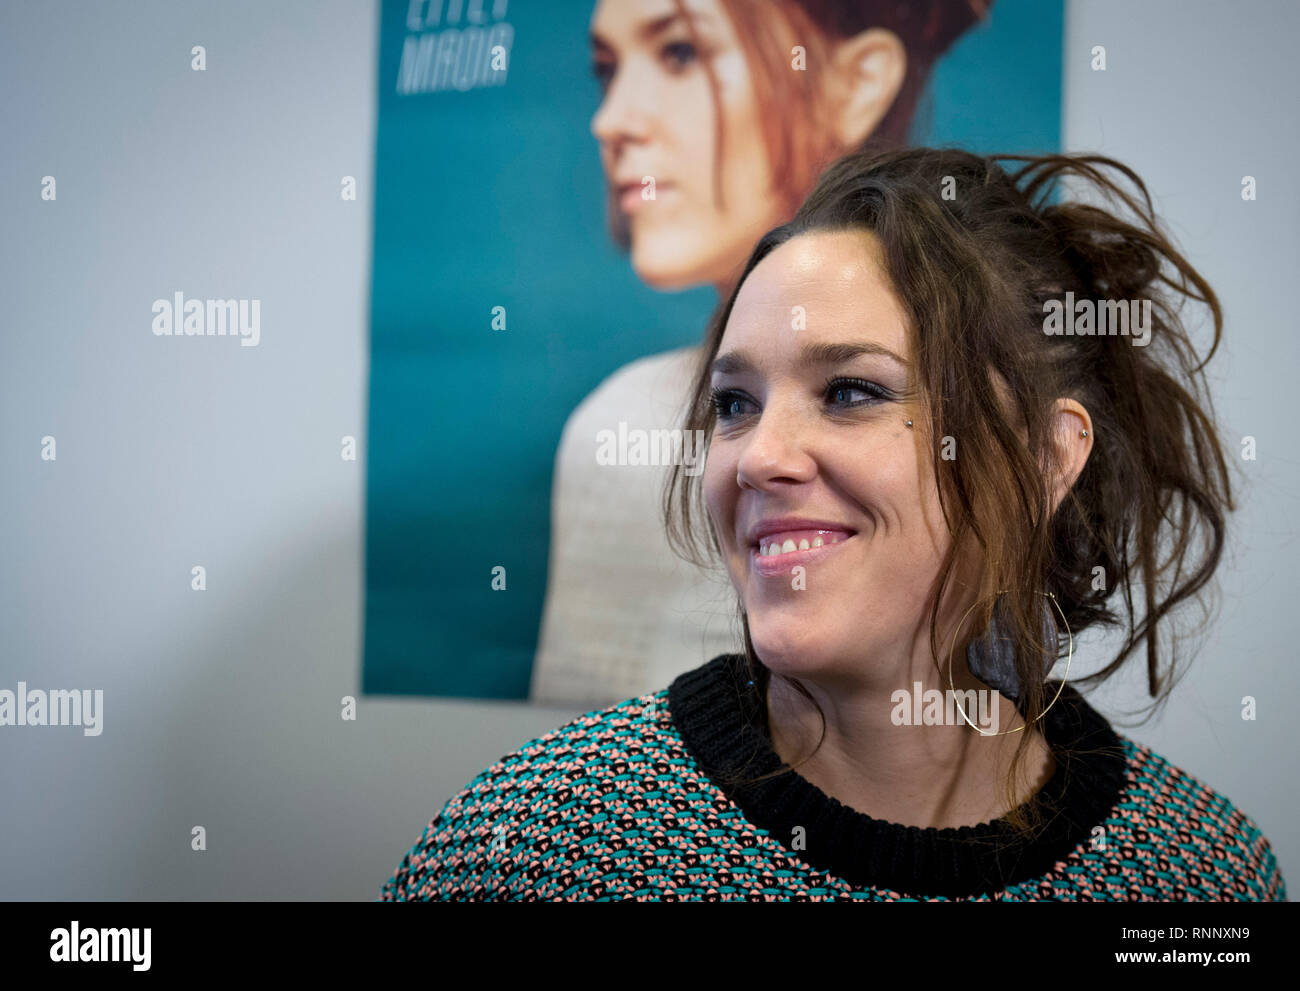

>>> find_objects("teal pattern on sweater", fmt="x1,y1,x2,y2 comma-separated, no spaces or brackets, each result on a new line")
381,656,1286,902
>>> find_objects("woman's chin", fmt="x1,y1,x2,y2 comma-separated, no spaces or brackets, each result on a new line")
630,254,699,291
631,240,736,291
748,627,837,675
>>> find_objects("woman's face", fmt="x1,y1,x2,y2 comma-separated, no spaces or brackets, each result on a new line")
589,0,788,291
703,229,964,682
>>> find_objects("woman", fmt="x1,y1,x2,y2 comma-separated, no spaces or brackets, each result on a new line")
382,146,1286,900
532,0,993,703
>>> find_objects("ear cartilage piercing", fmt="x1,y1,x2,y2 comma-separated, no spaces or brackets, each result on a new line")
905,420,913,428
1081,429,1088,438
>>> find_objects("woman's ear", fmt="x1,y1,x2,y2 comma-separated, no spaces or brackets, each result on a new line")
824,28,907,150
1047,398,1093,514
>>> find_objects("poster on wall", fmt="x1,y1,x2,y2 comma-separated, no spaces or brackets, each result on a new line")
362,0,1064,704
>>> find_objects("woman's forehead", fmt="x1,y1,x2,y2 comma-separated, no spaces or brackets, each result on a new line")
722,231,910,363
590,0,731,46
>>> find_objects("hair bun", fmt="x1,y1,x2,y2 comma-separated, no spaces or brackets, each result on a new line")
916,0,994,55
801,0,993,56
1043,203,1161,297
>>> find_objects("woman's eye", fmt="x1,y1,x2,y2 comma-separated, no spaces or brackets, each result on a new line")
710,379,891,422
825,377,890,408
709,388,753,420
661,40,698,70
591,59,615,90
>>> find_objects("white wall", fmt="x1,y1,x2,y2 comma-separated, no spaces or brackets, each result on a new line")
0,0,1294,899
1063,0,1299,895
0,0,586,900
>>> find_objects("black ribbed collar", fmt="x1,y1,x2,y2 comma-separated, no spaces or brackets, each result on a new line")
668,653,1128,898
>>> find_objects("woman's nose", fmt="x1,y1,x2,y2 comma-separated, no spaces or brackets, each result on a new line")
590,58,654,146
734,402,817,491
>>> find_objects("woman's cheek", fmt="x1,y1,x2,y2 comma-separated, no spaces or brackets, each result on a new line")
701,458,733,546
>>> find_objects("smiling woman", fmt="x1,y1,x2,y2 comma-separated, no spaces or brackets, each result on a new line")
381,145,1286,902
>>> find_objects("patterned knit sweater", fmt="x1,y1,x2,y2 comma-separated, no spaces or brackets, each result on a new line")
380,653,1287,901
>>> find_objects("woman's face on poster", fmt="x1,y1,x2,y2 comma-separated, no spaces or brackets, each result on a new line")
589,0,788,291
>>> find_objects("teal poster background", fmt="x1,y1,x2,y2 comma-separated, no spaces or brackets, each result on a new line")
362,0,1064,699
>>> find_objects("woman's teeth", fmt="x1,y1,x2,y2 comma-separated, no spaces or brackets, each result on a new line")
757,533,846,556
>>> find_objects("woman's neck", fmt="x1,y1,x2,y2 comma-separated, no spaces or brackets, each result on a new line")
765,657,1057,829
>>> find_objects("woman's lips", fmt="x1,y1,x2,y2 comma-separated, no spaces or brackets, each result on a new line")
618,183,671,213
750,530,855,577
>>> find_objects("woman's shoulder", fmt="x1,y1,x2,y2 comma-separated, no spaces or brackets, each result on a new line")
449,689,677,810
586,345,702,398
558,346,702,439
379,689,681,901
1103,733,1287,901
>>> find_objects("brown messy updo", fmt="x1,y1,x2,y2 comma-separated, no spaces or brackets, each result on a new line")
663,146,1235,835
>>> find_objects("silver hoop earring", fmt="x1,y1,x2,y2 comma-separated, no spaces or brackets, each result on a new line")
946,591,1073,736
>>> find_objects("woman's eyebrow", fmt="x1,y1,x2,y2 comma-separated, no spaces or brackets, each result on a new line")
590,10,715,51
712,340,909,376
